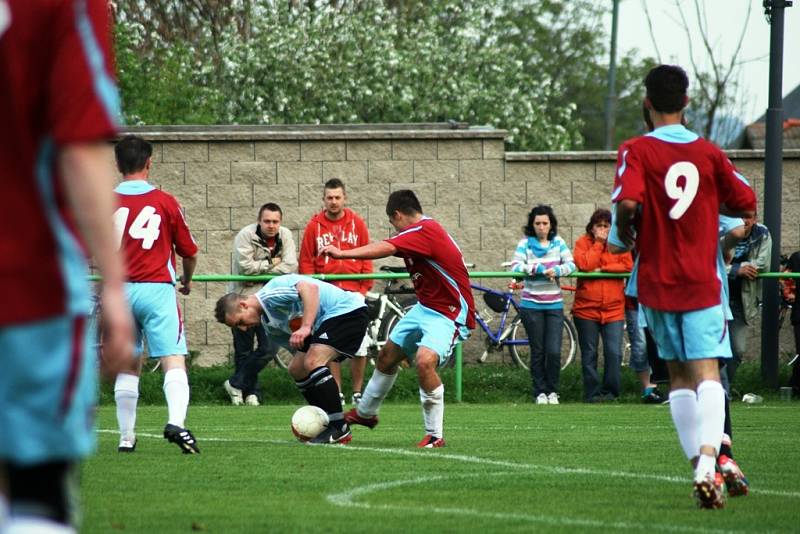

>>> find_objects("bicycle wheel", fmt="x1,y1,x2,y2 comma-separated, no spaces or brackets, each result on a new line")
508,316,576,371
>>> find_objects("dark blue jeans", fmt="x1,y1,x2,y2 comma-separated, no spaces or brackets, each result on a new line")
519,308,563,397
230,323,276,398
574,317,623,402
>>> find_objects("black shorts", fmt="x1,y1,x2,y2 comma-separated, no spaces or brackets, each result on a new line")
300,306,369,360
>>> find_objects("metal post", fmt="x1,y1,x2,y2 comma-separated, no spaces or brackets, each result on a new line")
604,0,620,150
761,0,791,388
455,342,463,402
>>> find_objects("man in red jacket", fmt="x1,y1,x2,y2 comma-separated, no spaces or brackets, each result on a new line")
299,178,372,406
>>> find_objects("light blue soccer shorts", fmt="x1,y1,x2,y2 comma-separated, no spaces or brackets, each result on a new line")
389,303,470,365
641,304,732,361
0,313,97,464
126,282,187,357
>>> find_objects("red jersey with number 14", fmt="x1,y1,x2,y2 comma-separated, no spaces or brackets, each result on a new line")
614,126,756,312
115,181,198,283
386,217,475,328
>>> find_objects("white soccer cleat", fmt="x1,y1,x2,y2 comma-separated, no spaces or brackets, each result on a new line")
224,380,243,406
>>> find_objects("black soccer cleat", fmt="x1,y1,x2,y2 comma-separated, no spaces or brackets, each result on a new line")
118,438,137,453
163,424,200,454
307,423,352,445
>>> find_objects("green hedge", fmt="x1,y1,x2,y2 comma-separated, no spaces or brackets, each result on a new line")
98,362,792,405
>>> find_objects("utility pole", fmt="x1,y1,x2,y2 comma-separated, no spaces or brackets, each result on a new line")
604,0,620,150
760,0,792,388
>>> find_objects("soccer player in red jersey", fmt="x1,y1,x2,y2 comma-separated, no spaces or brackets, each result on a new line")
320,190,476,447
0,1,134,531
610,65,756,509
112,135,200,455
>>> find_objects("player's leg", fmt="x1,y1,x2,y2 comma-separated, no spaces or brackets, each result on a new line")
626,308,662,402
114,355,143,452
138,284,197,454
1,315,97,530
350,340,369,405
327,360,344,404
416,346,446,447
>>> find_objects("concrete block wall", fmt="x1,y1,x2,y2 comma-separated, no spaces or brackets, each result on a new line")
125,125,800,366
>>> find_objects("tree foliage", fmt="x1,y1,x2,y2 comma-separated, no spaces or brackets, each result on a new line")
114,0,655,150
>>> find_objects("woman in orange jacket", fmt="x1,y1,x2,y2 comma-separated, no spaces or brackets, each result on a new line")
572,208,633,402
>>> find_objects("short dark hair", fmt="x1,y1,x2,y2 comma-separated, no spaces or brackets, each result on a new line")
645,65,689,114
642,101,654,132
385,190,423,217
115,135,152,175
324,178,346,193
214,293,242,324
523,205,558,241
585,208,611,236
258,202,282,219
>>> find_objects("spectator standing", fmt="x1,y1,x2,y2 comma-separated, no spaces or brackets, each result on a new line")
299,178,372,406
224,203,297,406
572,209,633,403
626,295,664,403
725,213,772,385
781,251,800,397
510,205,575,405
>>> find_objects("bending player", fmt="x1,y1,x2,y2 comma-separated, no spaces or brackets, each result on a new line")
610,65,755,509
112,135,200,454
321,190,476,448
214,274,369,444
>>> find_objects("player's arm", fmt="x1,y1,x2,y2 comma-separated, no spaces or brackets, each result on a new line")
59,142,134,376
320,241,397,260
609,199,639,254
292,281,320,349
179,255,198,295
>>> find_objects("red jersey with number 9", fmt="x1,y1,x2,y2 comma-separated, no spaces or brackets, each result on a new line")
115,181,198,283
614,130,756,312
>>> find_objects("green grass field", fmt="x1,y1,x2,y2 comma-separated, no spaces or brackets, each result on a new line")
83,403,798,533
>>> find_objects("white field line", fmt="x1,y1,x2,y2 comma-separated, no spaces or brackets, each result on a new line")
96,429,800,499
327,473,740,534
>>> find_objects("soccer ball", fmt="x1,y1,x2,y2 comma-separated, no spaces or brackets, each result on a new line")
291,405,329,442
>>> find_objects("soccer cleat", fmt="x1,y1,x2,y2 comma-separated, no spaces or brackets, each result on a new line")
719,455,749,497
535,393,548,405
244,394,260,406
163,424,200,454
642,387,665,404
224,380,243,406
308,423,352,445
547,392,559,405
118,438,137,453
693,471,726,509
344,408,379,429
417,434,446,448
339,392,346,406
351,392,362,406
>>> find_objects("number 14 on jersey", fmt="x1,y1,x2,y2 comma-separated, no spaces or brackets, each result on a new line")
114,206,161,250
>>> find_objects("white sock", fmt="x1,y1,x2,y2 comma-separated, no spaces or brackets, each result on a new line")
163,368,190,428
419,384,445,438
358,369,398,417
114,373,139,441
695,452,717,482
696,380,725,456
6,517,76,533
669,388,699,461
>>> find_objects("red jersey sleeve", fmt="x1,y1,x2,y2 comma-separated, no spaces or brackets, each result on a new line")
386,224,433,257
170,199,198,258
49,0,119,145
615,142,646,204
716,153,757,214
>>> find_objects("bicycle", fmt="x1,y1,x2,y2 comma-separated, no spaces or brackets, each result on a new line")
471,270,577,371
271,265,417,369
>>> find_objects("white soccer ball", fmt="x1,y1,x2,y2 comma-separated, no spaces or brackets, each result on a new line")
291,405,329,442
